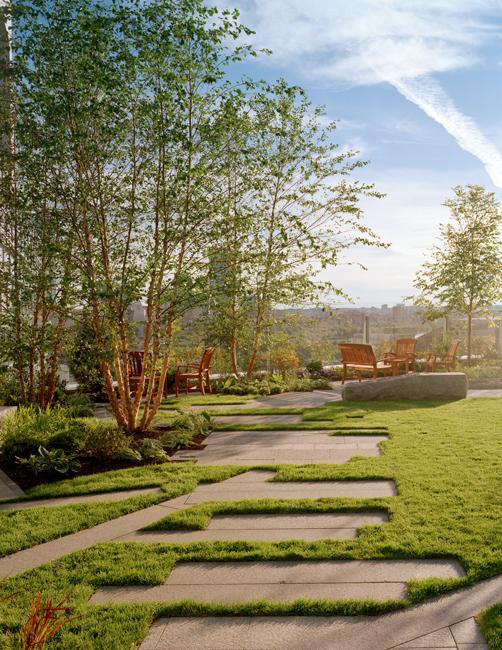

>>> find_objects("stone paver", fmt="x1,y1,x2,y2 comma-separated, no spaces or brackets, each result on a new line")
467,388,502,398
91,559,465,606
213,414,303,424
0,487,163,511
0,470,395,579
172,431,387,465
0,468,24,500
120,512,389,543
135,575,500,650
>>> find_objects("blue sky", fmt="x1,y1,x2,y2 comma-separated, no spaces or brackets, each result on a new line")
225,0,502,307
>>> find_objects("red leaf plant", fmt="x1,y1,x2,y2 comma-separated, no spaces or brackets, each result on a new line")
21,592,80,649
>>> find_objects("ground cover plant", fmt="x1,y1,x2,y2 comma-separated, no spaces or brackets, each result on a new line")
0,398,500,648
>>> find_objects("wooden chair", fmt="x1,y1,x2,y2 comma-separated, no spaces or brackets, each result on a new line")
128,351,167,397
383,338,417,374
425,339,460,372
338,343,394,384
175,347,216,397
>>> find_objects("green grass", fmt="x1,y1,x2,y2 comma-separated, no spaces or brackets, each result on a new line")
207,407,305,416
214,421,388,433
143,498,390,531
157,394,255,410
0,398,501,648
480,604,502,650
0,465,246,557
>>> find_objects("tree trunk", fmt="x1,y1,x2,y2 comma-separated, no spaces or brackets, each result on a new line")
230,335,238,376
467,312,472,366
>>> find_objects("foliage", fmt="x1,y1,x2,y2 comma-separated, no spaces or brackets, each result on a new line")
214,373,331,395
413,185,502,363
80,421,132,462
0,407,85,465
113,448,143,463
306,360,323,376
159,411,213,449
67,320,105,397
137,438,168,462
16,446,81,476
63,394,94,419
460,365,502,380
21,592,79,650
0,368,25,406
0,398,502,646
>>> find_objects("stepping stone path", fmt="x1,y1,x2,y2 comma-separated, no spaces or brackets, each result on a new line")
1,389,495,648
172,431,388,464
122,511,389,542
0,470,396,580
0,468,24,500
0,486,163,511
91,559,465,605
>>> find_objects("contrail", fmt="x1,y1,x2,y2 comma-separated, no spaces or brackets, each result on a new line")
392,75,502,188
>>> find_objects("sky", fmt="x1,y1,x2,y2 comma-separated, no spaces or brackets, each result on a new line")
224,0,502,307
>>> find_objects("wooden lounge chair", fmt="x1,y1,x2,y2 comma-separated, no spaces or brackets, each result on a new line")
425,339,460,372
128,351,167,397
338,343,394,384
383,338,417,374
175,347,216,397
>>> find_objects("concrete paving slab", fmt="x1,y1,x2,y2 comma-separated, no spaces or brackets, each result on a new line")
166,560,465,585
450,618,487,644
185,480,397,502
172,431,387,465
394,627,456,646
122,527,358,542
213,414,303,424
90,559,464,605
120,512,389,543
134,575,500,650
0,468,25,500
0,487,163,511
0,471,395,579
92,582,408,604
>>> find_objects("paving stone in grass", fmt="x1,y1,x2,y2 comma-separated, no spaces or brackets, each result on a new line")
185,479,397,502
213,414,303,425
134,578,499,649
172,431,387,465
0,487,164,511
90,559,465,606
121,512,389,542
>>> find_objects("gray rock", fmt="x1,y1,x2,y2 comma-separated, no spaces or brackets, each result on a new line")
342,373,467,401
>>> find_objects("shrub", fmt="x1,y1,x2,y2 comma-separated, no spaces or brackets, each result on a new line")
159,412,212,450
80,420,132,461
138,438,168,461
68,319,105,397
305,360,323,376
214,374,332,395
16,446,81,476
64,394,94,418
113,447,143,462
0,407,85,464
0,368,24,405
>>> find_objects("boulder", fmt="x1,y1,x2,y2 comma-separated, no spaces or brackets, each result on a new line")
342,372,467,401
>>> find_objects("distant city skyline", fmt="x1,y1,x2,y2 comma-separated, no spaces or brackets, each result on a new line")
227,1,502,306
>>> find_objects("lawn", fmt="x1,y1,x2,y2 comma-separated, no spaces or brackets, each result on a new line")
0,398,500,649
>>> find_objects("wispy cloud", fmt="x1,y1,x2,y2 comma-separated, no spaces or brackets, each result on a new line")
234,0,502,187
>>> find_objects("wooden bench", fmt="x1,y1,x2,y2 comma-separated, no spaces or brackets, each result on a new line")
339,343,394,384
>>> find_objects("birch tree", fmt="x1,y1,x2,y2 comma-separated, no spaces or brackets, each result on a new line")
414,185,502,364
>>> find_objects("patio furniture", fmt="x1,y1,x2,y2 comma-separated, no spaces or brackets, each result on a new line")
175,347,216,397
425,339,460,372
128,351,167,397
338,343,394,384
383,338,417,374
